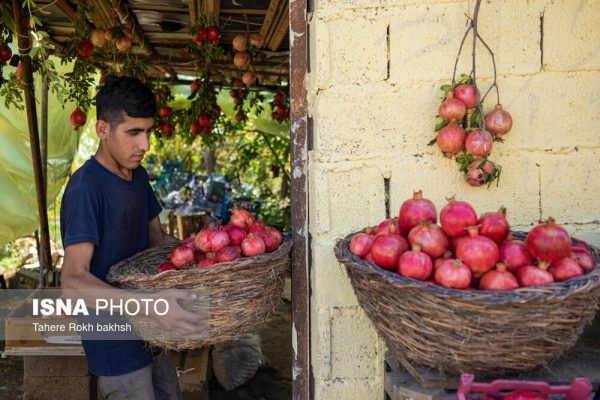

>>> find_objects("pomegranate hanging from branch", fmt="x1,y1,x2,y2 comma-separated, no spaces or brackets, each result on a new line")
429,0,513,188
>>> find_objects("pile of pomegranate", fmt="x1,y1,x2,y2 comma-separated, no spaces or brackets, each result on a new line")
349,191,595,291
156,208,283,273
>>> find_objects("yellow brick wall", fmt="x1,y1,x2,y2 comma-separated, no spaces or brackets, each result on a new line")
307,1,600,398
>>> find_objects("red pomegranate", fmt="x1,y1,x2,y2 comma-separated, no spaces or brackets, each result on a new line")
499,238,533,272
479,263,519,290
454,84,479,109
548,256,584,282
190,122,202,136
465,129,493,157
217,246,242,262
158,106,173,119
434,259,472,289
160,123,174,138
466,164,485,187
371,234,408,270
198,114,212,126
516,265,554,287
242,234,266,256
440,197,478,237
242,71,257,86
234,51,250,69
70,108,87,129
0,44,12,62
115,35,132,52
193,27,206,44
485,104,513,136
350,233,374,258
264,227,283,250
434,250,454,269
407,221,449,259
232,34,247,51
206,26,221,43
157,262,176,273
196,259,217,268
571,246,595,272
194,229,213,252
526,218,571,264
456,227,499,277
397,244,433,281
225,225,247,246
170,245,195,268
438,91,466,122
436,123,466,156
478,207,510,244
377,218,401,236
364,252,375,263
230,208,255,229
398,191,437,233
77,40,94,59
207,230,231,253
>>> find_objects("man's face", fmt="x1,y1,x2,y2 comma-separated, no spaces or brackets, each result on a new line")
99,115,154,170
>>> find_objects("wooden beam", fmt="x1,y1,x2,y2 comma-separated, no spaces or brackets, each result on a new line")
55,0,77,23
88,0,113,29
126,4,267,15
108,0,155,56
188,0,199,27
268,4,289,51
201,0,220,22
12,0,54,288
265,0,288,50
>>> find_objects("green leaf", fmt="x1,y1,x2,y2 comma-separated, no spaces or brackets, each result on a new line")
428,137,437,146
434,119,449,132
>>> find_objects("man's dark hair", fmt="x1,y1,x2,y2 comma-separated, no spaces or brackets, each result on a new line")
96,76,156,127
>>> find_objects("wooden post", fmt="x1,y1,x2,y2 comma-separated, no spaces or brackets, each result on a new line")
12,0,53,287
290,0,311,398
40,77,50,286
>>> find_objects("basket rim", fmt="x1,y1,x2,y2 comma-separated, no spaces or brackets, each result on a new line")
334,229,600,304
106,239,292,286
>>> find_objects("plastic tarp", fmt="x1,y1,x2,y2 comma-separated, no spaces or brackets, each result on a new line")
0,56,93,246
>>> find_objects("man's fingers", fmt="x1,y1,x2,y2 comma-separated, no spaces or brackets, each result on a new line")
165,289,198,302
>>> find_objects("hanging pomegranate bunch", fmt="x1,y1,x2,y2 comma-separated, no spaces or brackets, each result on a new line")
270,89,289,123
186,72,222,144
429,4,514,188
231,33,264,71
432,76,509,188
153,85,175,139
348,191,596,290
188,16,223,65
156,209,283,273
229,78,249,123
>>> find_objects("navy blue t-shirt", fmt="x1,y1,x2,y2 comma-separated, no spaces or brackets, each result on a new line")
60,157,162,376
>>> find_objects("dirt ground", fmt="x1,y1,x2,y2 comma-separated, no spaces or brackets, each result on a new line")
0,300,292,400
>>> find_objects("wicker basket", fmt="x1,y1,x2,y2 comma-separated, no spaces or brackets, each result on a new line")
334,231,600,375
105,240,292,351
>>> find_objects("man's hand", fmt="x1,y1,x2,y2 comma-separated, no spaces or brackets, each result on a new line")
149,289,207,338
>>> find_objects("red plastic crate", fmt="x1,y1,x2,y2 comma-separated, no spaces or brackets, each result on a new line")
456,374,593,400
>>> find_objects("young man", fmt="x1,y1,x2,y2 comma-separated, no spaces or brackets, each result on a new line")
60,77,200,399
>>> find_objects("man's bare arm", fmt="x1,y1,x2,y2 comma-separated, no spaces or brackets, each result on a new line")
148,216,180,247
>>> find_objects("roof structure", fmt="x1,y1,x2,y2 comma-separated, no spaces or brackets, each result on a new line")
24,0,290,85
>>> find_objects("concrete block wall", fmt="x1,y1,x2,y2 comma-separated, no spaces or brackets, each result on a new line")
307,1,600,398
